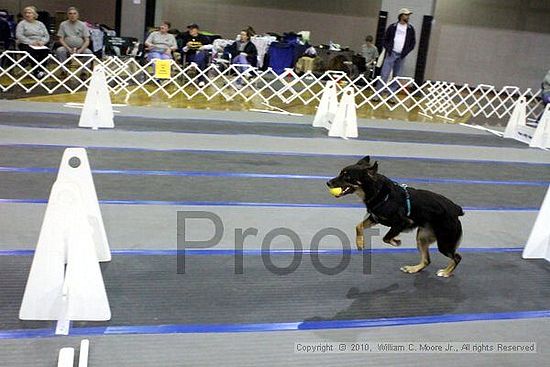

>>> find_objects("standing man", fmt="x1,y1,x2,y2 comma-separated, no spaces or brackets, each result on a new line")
378,8,416,99
55,7,92,62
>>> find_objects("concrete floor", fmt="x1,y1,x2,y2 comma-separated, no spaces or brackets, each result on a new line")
0,98,548,366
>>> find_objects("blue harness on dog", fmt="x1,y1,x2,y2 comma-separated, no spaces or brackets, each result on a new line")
400,184,412,217
366,183,411,221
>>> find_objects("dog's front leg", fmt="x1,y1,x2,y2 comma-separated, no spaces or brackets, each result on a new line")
383,225,405,247
356,216,377,250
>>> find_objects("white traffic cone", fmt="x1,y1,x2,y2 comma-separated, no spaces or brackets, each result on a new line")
19,148,111,334
313,80,338,130
328,85,358,139
529,104,550,149
522,185,550,261
79,65,114,130
503,97,533,144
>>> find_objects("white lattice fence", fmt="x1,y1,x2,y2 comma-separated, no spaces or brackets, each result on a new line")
0,51,544,121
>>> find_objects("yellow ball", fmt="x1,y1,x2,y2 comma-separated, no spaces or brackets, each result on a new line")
329,187,343,196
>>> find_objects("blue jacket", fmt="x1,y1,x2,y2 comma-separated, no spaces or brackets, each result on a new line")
383,22,416,58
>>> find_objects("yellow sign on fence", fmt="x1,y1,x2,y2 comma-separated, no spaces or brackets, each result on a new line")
154,60,171,79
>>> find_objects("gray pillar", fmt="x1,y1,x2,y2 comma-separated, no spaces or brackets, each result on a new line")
380,0,436,77
120,0,147,41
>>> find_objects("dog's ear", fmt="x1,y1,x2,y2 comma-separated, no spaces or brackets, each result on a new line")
356,155,371,166
367,161,378,175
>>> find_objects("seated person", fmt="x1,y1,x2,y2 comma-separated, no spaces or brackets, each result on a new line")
15,6,50,78
55,7,92,62
361,35,378,72
225,29,258,68
144,20,177,62
179,23,211,69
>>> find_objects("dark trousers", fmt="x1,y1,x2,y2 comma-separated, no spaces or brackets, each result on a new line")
18,43,50,73
185,51,208,69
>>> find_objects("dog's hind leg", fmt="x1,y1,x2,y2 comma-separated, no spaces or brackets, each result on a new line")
401,225,435,274
434,219,463,277
437,253,462,278
356,216,377,250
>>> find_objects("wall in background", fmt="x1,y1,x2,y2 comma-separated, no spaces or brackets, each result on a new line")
155,0,381,51
426,0,550,90
120,0,146,40
1,0,116,28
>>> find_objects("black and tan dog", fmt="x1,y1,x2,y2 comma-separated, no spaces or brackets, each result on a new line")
327,156,464,277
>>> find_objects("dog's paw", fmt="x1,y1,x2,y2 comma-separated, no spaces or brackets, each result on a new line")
390,238,401,247
400,265,424,274
436,269,453,278
383,237,401,247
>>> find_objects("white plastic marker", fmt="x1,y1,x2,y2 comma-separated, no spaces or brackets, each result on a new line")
78,65,115,130
503,96,533,144
313,80,338,130
57,348,75,367
328,85,358,139
530,104,550,150
522,185,550,261
19,148,111,335
78,339,90,367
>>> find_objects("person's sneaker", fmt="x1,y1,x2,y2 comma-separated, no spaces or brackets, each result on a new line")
198,80,205,87
36,71,46,79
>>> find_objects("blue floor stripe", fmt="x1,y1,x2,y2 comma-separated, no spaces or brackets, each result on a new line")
2,143,550,166
1,310,549,339
0,198,540,211
1,166,548,187
0,328,56,339
0,247,524,257
0,122,512,149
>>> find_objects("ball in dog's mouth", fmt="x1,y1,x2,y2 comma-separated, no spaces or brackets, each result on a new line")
329,187,343,197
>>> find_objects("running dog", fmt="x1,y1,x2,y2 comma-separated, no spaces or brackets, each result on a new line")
326,156,464,277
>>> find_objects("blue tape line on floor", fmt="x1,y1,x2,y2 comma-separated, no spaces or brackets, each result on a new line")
0,248,524,256
0,198,540,211
2,143,550,166
1,310,549,339
1,166,548,187
0,123,513,149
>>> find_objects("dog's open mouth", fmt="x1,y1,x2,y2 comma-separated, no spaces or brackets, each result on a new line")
328,186,354,198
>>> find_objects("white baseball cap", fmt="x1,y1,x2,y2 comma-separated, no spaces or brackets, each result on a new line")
398,8,413,15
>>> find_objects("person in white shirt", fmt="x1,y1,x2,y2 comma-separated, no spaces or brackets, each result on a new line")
15,6,50,78
377,8,416,101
